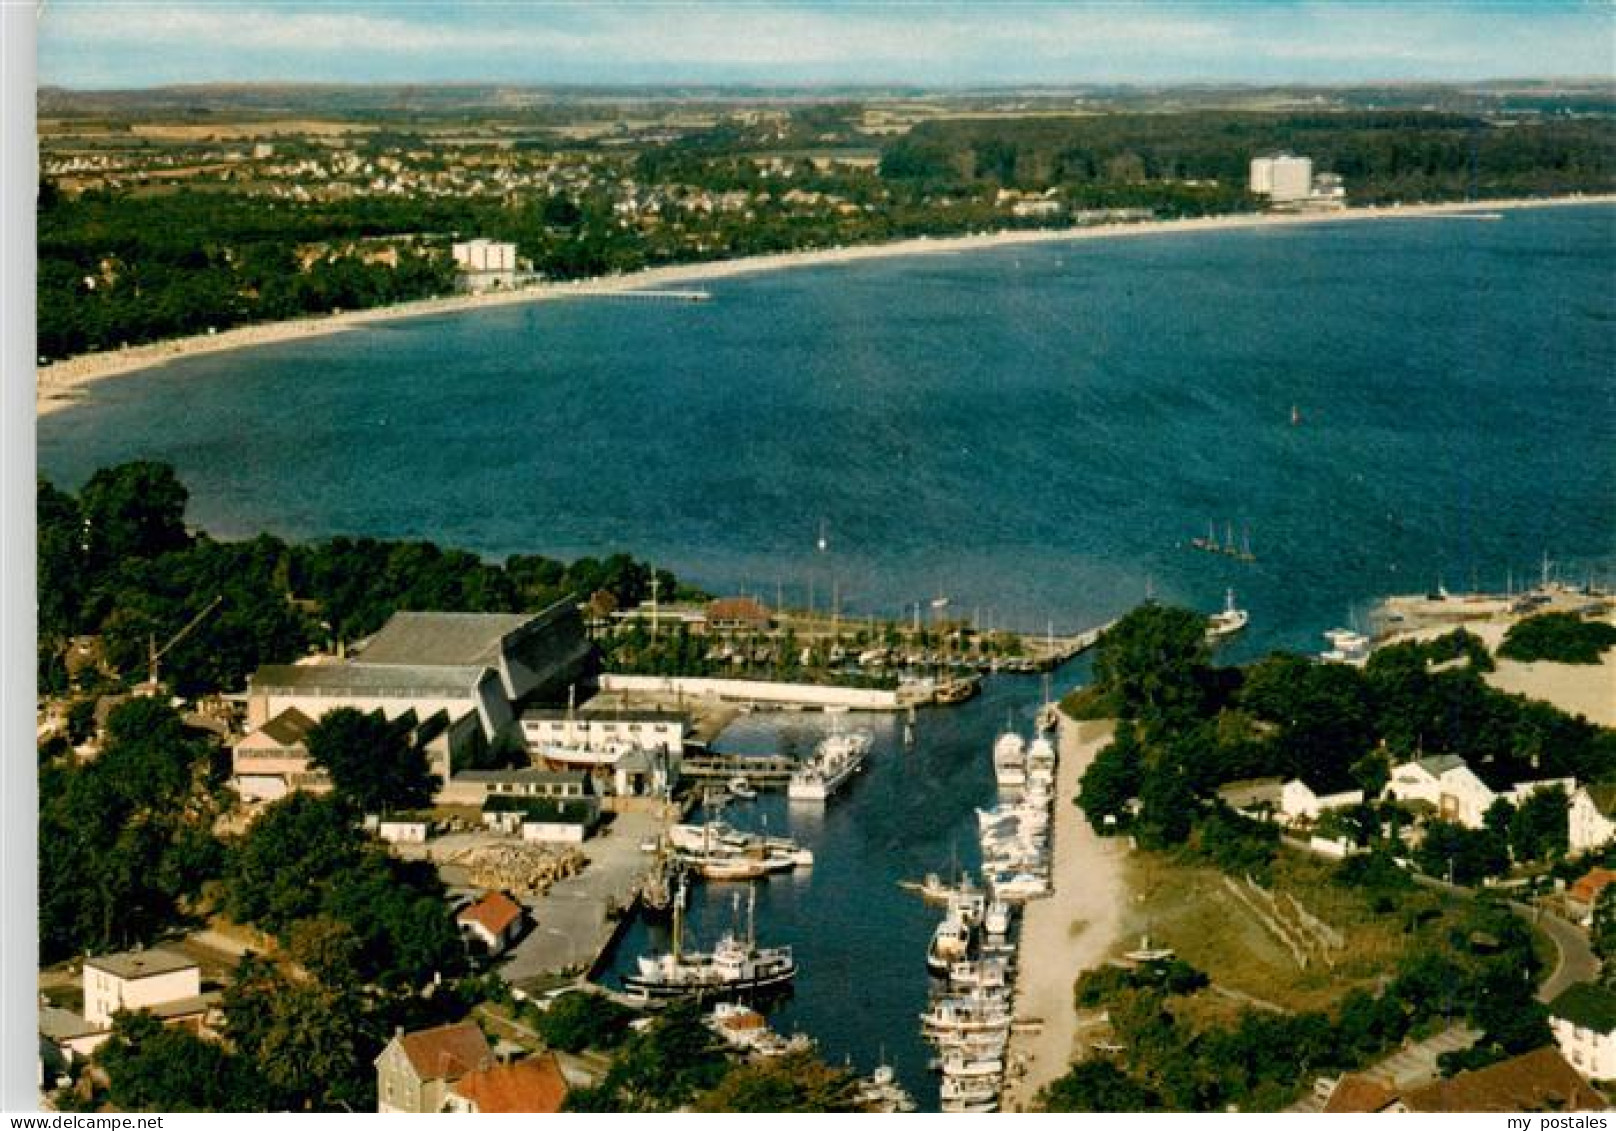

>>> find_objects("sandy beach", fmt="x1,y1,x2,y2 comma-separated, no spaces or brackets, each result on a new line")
1001,715,1126,1112
35,193,1616,418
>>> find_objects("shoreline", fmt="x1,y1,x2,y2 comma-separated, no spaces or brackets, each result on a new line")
1001,715,1125,1111
36,193,1616,418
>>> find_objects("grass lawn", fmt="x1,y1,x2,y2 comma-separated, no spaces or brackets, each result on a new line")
1118,848,1468,1014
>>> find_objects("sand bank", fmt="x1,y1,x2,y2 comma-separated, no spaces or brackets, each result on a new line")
1001,715,1126,1111
36,194,1616,418
1376,596,1616,727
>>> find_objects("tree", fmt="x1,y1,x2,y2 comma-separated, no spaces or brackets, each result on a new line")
1077,720,1143,832
79,461,191,572
1499,612,1616,665
223,792,367,933
305,707,436,815
223,956,378,1111
695,1050,863,1112
1415,819,1509,886
1510,786,1570,862
97,1010,267,1112
534,992,635,1053
1092,604,1211,733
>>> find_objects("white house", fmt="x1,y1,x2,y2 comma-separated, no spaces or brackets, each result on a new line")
1549,982,1616,1081
1384,755,1496,828
1384,754,1573,831
1279,777,1365,823
83,948,202,1030
450,239,518,290
1570,785,1616,854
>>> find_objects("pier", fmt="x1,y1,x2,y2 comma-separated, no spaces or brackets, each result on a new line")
560,288,712,304
680,752,800,785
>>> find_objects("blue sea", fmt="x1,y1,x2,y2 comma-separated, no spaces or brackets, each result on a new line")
38,204,1616,1106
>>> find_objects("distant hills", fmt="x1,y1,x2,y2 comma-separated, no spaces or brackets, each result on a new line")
37,79,1616,119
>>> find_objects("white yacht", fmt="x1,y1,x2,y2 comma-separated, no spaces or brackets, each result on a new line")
787,728,873,802
1321,627,1372,665
1206,588,1250,641
992,731,1027,788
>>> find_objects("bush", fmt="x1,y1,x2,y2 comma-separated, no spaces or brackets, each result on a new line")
1499,612,1616,665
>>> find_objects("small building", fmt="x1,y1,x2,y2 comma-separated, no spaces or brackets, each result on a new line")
1279,776,1365,823
375,1020,493,1114
446,1053,570,1113
706,596,773,633
1216,777,1284,818
374,817,430,844
482,795,599,842
39,1006,111,1067
1569,784,1616,854
83,948,201,1031
456,891,525,955
1567,867,1616,925
451,239,518,291
1550,982,1616,1080
440,767,593,808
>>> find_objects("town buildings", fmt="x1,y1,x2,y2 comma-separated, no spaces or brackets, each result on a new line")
451,239,519,290
1550,983,1616,1081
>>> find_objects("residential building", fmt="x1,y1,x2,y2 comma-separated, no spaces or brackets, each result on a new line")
230,706,328,802
1570,784,1616,854
451,239,518,290
1550,983,1616,1080
1383,754,1574,830
248,603,590,741
1390,1046,1604,1111
83,948,201,1031
456,892,525,955
445,1053,570,1113
375,1020,493,1113
1250,153,1313,202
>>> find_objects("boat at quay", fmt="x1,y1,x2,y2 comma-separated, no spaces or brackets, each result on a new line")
623,883,797,1001
787,728,874,801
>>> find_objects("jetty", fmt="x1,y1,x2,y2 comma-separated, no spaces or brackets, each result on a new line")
680,752,800,786
560,288,712,304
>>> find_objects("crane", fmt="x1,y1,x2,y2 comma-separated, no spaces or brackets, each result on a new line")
142,594,223,694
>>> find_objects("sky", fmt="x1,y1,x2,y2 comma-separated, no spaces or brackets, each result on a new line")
36,1,1616,89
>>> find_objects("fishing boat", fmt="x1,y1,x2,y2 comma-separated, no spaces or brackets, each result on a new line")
1205,588,1249,641
1190,521,1221,553
787,728,873,802
623,883,796,1001
926,914,973,977
992,730,1027,788
727,776,757,800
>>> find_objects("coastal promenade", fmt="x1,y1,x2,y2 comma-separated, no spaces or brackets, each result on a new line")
37,194,1616,417
1001,716,1126,1111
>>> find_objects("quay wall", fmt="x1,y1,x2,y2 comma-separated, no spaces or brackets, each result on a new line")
598,673,908,711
